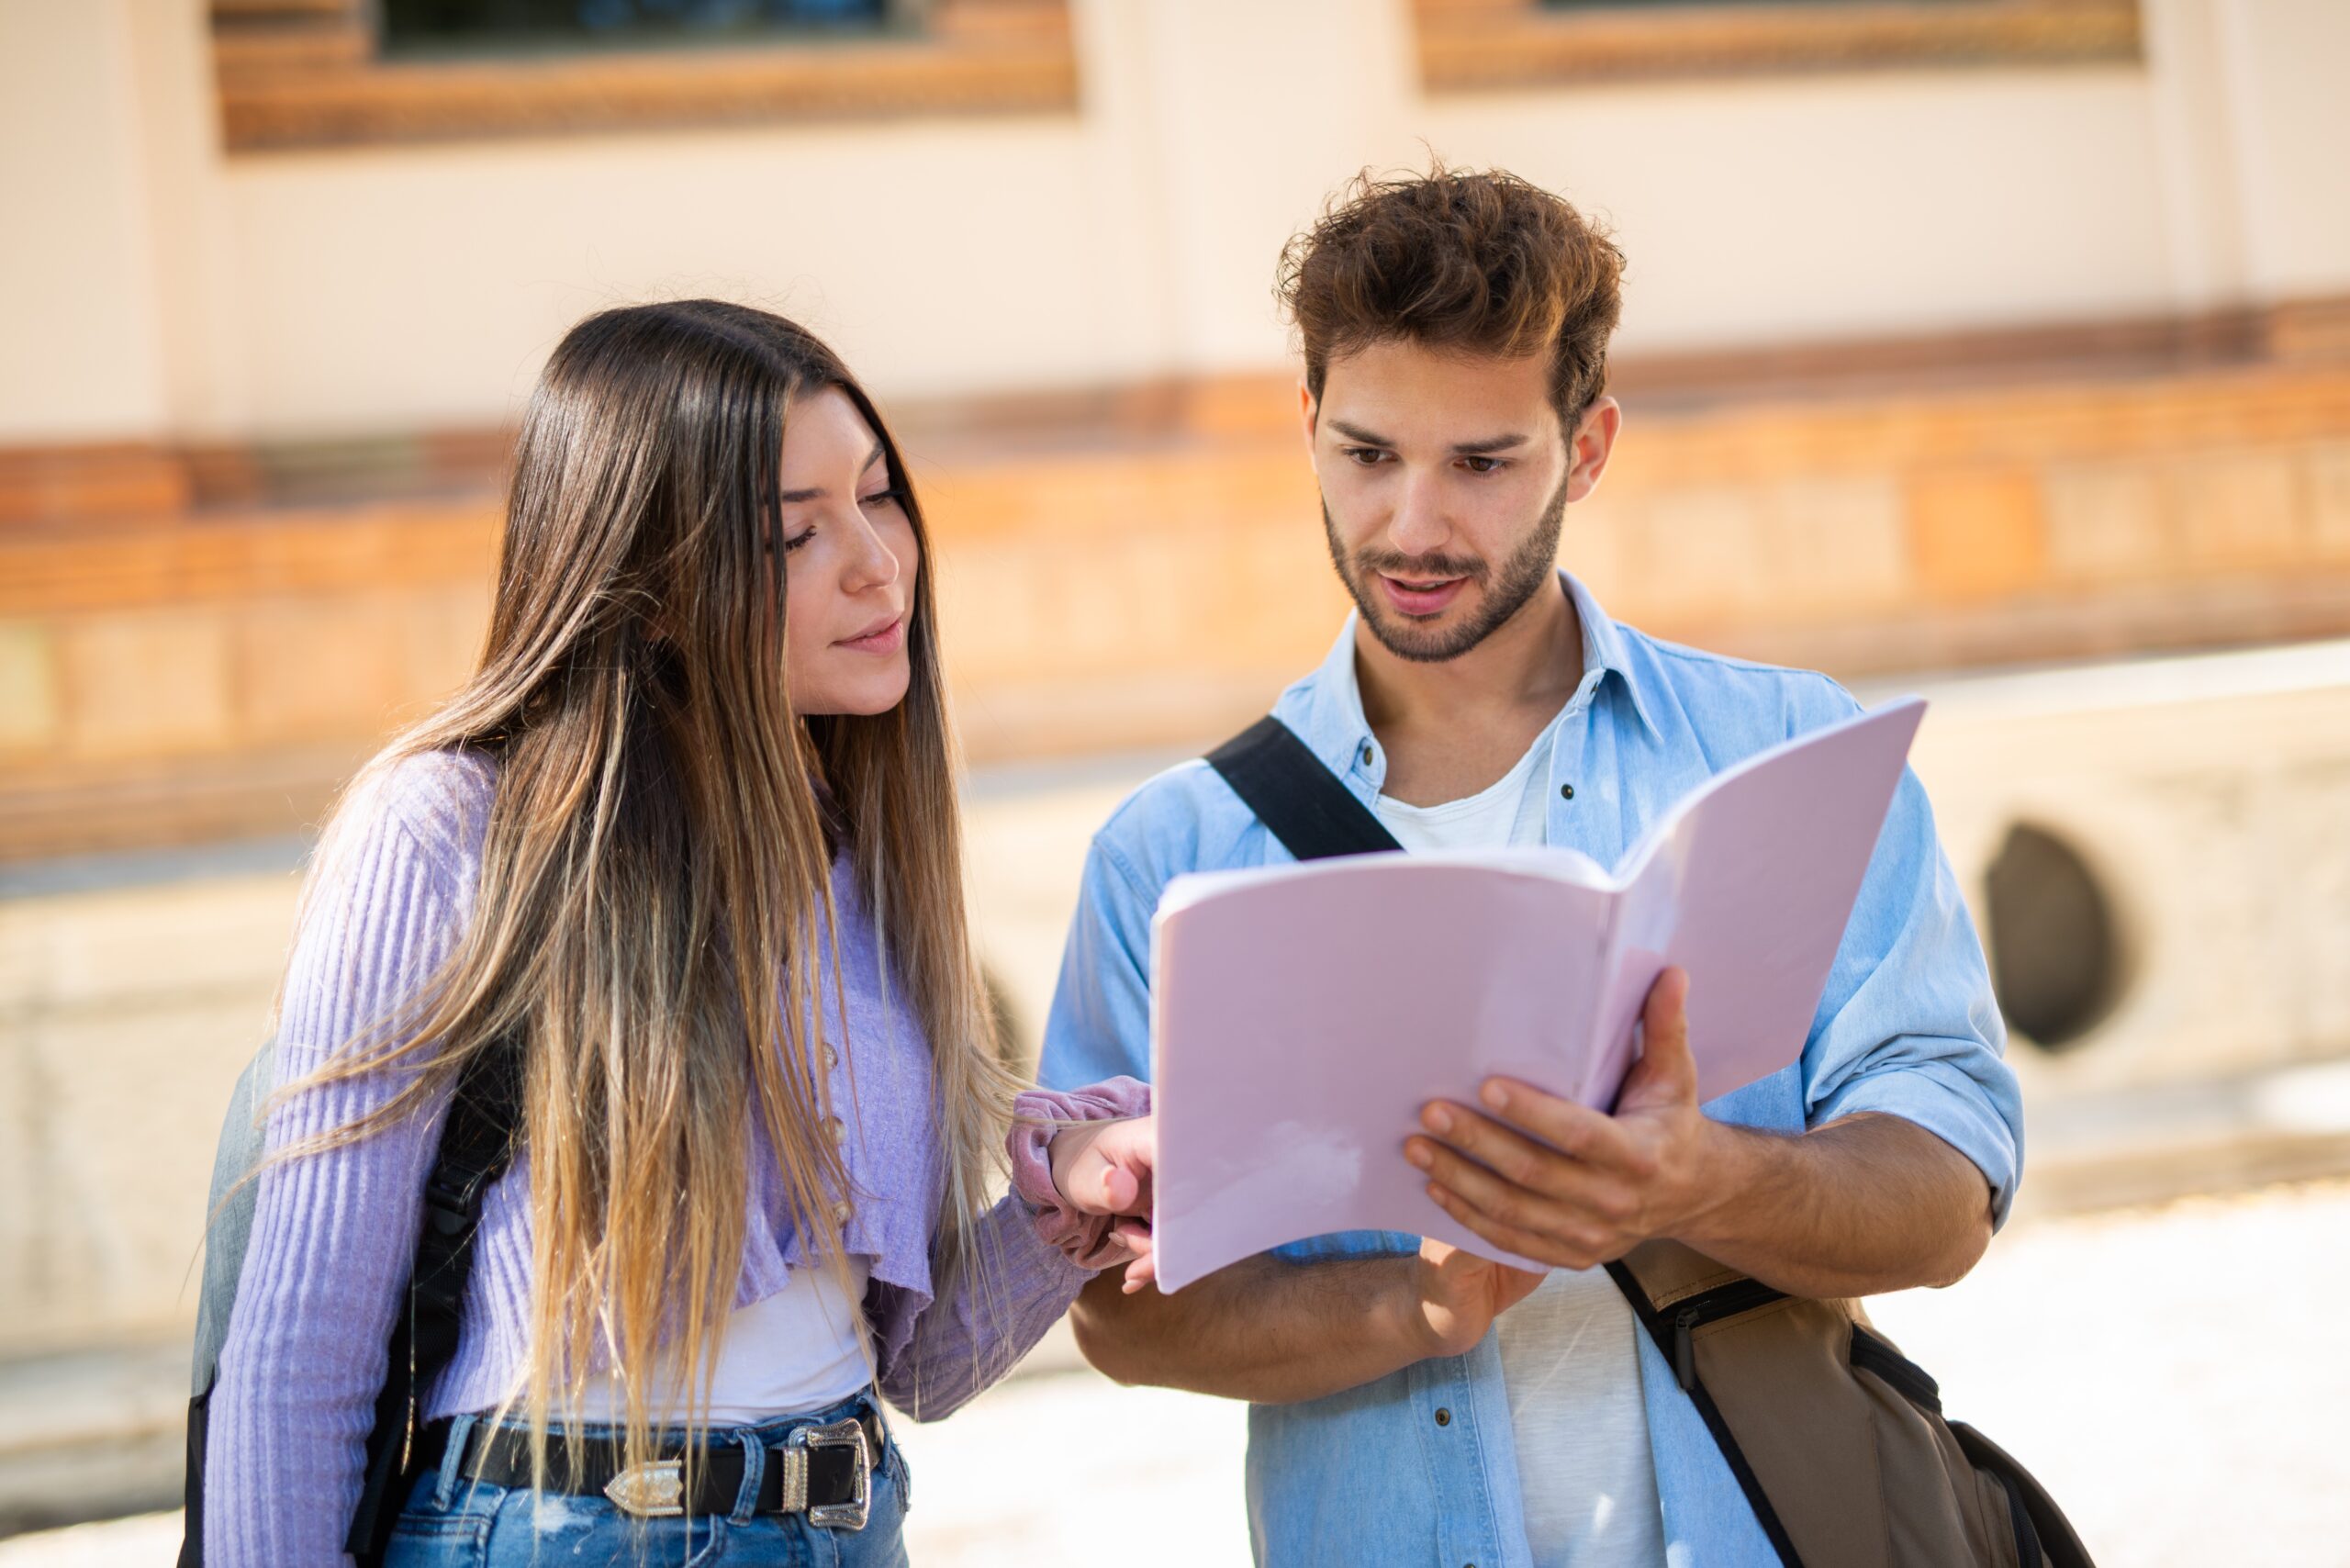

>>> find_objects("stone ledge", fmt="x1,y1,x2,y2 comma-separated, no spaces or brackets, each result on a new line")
0,1342,184,1537
2018,1061,2350,1218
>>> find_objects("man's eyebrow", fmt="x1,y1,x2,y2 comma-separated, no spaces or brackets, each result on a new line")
1326,420,1530,457
778,442,887,504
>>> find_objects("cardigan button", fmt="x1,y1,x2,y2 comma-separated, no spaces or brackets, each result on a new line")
828,1116,848,1148
833,1200,853,1225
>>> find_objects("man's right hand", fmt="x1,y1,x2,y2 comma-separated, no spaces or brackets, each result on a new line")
1404,1238,1546,1359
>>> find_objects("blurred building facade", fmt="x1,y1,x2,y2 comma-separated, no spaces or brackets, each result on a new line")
10,0,2350,850
5,0,2350,1529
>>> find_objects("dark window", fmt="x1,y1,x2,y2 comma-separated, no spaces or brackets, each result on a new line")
382,0,896,57
1983,822,2124,1051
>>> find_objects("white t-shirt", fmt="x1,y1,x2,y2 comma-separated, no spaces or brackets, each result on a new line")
1374,722,1668,1568
568,1253,874,1426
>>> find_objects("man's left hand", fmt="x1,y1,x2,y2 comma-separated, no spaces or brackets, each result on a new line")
1405,967,1723,1271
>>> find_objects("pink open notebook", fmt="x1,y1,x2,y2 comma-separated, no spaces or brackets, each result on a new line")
1147,697,1926,1292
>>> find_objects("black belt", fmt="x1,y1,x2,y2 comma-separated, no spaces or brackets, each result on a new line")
417,1405,885,1529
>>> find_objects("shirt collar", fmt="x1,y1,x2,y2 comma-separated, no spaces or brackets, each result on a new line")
1564,570,1662,743
1275,571,1662,779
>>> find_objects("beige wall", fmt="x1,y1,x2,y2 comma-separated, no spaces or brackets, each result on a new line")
0,1,171,443
210,121,1124,435
1422,68,2173,350
7,0,2350,445
2205,0,2350,299
1908,642,2350,1094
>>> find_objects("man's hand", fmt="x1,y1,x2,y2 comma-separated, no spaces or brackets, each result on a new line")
1049,1114,1158,1284
1405,966,1998,1297
1406,967,1722,1271
1404,1238,1546,1358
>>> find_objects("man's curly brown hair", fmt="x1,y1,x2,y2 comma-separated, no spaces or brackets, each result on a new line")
1276,163,1626,431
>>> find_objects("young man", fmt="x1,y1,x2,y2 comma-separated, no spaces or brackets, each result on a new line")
1038,169,2021,1567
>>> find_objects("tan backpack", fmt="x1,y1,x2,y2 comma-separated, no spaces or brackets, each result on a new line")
1608,1241,2093,1568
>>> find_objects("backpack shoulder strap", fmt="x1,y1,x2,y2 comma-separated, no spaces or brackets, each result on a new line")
190,1039,278,1396
343,1035,524,1563
178,1038,278,1568
180,1033,525,1568
1205,716,1402,861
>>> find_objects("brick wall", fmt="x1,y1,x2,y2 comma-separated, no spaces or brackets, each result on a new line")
6,358,2350,860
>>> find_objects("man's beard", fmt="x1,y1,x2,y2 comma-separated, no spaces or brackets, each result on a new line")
1324,470,1571,664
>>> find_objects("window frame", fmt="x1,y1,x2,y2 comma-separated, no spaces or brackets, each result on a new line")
1411,0,2143,94
208,0,1078,153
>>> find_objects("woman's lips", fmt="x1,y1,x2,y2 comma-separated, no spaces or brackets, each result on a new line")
1379,574,1468,617
836,615,905,654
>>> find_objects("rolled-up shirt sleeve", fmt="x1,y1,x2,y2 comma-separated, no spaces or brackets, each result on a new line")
1796,690,2023,1226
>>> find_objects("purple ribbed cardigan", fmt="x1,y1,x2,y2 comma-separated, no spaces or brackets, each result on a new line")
206,751,1129,1565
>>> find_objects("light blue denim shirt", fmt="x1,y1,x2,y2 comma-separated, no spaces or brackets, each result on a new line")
1038,573,2022,1568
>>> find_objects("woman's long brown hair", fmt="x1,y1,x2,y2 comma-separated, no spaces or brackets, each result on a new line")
277,299,1017,1491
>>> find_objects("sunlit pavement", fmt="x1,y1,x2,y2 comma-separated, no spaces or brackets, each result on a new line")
7,1178,2346,1567
1863,1176,2350,1567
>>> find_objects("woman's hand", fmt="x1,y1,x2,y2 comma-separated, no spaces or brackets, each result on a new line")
1049,1114,1158,1288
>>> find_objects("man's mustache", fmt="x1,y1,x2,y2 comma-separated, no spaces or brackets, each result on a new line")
1356,551,1489,583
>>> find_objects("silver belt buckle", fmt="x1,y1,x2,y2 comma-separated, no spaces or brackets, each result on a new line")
798,1415,871,1531
603,1458,686,1518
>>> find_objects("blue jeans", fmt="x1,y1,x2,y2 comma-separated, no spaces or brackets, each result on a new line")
383,1389,912,1568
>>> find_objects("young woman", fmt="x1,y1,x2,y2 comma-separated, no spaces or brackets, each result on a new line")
205,300,1157,1565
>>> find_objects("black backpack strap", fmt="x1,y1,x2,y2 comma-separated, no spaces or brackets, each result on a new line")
1604,1257,1804,1567
344,1036,524,1563
1205,716,1402,861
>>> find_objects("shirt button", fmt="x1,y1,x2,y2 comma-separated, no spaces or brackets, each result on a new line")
1433,1406,1450,1427
1560,782,1575,801
1359,742,1374,767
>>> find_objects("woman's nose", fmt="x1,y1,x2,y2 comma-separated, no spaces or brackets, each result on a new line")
840,512,903,594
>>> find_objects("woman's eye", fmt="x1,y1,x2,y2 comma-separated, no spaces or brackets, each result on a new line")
857,489,901,511
1460,456,1507,476
781,528,817,554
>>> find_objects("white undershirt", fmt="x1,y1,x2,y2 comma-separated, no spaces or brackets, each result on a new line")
566,1254,874,1427
1373,723,1668,1568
